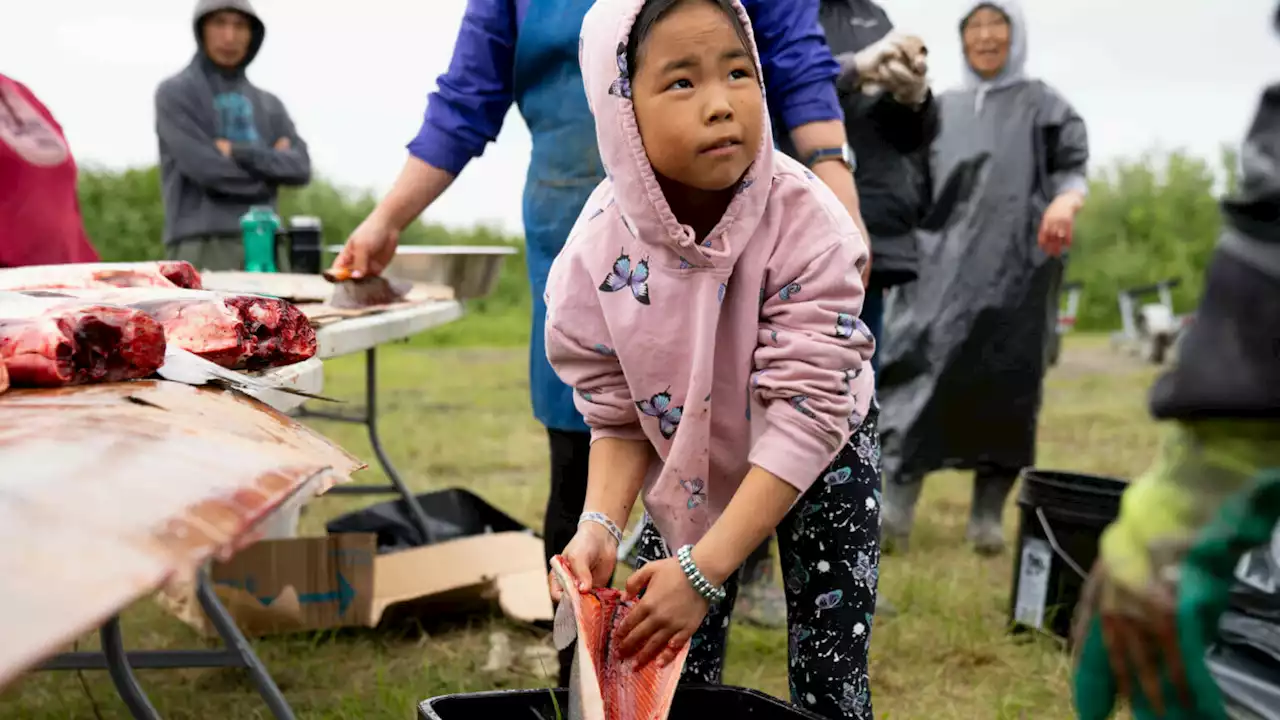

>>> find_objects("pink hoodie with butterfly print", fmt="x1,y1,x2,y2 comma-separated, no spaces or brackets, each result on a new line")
543,0,876,552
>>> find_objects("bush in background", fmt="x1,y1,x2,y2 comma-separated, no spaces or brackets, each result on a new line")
1068,145,1238,330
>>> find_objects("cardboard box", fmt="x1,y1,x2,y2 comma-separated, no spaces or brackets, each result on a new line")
158,530,554,637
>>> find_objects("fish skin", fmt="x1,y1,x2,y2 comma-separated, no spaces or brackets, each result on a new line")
549,556,689,720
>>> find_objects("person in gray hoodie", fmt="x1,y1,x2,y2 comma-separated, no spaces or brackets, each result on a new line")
155,0,311,271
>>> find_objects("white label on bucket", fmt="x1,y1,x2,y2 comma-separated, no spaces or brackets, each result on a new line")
1014,537,1052,630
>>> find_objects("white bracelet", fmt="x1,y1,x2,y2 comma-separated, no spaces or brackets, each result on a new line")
578,512,623,545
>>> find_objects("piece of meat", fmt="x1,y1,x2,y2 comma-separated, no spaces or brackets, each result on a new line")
550,556,687,720
0,261,203,291
18,288,316,370
0,291,167,387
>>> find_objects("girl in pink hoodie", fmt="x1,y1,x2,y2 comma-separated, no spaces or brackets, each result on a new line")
546,0,880,716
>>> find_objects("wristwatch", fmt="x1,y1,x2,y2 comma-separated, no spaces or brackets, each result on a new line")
805,143,856,173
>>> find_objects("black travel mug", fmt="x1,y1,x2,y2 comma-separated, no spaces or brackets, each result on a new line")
287,216,323,274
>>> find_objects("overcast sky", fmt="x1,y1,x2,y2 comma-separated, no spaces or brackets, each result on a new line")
4,1,1278,235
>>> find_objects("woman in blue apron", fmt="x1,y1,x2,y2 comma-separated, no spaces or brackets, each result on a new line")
329,0,865,686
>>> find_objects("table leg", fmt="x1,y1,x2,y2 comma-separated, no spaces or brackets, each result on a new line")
195,570,297,720
301,346,436,544
100,617,162,720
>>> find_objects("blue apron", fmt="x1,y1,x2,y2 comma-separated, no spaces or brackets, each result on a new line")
513,0,604,433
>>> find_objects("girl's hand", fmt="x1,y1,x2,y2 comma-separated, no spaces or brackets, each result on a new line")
615,558,710,668
549,522,618,602
1038,192,1084,257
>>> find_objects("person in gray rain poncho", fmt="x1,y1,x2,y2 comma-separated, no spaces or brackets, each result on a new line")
876,0,1089,556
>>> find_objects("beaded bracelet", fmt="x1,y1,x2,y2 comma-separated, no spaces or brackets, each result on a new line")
578,511,623,545
676,544,727,605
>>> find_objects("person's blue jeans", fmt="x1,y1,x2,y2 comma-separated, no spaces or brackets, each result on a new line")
862,278,886,373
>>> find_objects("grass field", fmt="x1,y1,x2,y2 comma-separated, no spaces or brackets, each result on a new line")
0,332,1161,719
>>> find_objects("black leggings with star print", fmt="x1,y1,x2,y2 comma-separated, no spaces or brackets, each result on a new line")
629,403,882,719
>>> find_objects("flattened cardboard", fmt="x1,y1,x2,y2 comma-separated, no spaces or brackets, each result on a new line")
158,530,554,637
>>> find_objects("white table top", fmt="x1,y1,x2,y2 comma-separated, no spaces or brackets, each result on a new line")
314,300,463,359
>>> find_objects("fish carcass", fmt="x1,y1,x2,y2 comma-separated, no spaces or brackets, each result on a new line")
0,291,166,387
549,555,688,720
17,287,317,370
0,260,204,291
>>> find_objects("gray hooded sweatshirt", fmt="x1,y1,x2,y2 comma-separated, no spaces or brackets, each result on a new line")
154,0,311,245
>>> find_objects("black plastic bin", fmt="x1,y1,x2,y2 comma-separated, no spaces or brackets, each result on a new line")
326,487,534,553
1008,469,1127,643
419,685,826,719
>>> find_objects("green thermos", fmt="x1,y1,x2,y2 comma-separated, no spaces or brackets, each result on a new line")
240,205,281,273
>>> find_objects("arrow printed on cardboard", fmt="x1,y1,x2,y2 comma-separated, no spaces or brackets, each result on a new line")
240,571,356,616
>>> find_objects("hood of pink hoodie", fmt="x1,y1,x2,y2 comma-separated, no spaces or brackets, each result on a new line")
579,0,775,270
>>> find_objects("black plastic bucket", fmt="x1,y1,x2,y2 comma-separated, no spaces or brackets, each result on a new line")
419,685,825,719
1008,469,1127,642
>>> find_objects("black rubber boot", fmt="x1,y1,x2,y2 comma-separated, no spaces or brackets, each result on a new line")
966,468,1018,556
880,474,923,555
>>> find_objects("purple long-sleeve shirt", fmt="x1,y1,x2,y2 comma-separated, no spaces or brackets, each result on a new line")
407,0,842,176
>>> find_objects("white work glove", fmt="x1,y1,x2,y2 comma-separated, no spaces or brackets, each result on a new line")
836,32,908,89
878,57,930,107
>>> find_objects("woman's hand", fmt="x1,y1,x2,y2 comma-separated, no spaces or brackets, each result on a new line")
548,522,618,602
1038,191,1084,257
615,558,710,669
331,214,400,278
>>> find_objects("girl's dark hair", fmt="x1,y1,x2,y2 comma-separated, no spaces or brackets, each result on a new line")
626,0,753,78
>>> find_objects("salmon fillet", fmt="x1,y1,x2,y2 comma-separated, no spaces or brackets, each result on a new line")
549,555,688,720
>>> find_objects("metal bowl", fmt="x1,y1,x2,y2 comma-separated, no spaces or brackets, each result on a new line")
326,244,518,301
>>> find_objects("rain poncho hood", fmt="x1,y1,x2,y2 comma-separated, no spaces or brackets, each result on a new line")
959,0,1027,90
193,0,265,73
546,0,874,550
578,0,775,270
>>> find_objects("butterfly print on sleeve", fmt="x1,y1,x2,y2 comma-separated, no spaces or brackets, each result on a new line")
599,249,650,305
779,282,801,300
679,477,706,509
608,42,632,99
790,394,817,419
592,343,616,357
636,390,683,439
717,283,727,304
835,312,855,339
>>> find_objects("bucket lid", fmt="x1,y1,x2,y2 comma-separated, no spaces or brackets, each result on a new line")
289,215,322,229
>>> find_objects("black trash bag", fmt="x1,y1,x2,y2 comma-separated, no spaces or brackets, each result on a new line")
1207,522,1280,718
326,488,534,554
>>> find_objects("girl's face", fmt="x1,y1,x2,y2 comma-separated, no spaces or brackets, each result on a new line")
630,0,762,192
962,6,1011,80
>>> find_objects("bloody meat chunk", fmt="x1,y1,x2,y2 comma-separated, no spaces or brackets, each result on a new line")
0,292,167,387
18,287,316,370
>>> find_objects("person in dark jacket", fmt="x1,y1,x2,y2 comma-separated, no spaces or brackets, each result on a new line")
815,0,939,370
1070,4,1280,715
155,0,311,271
